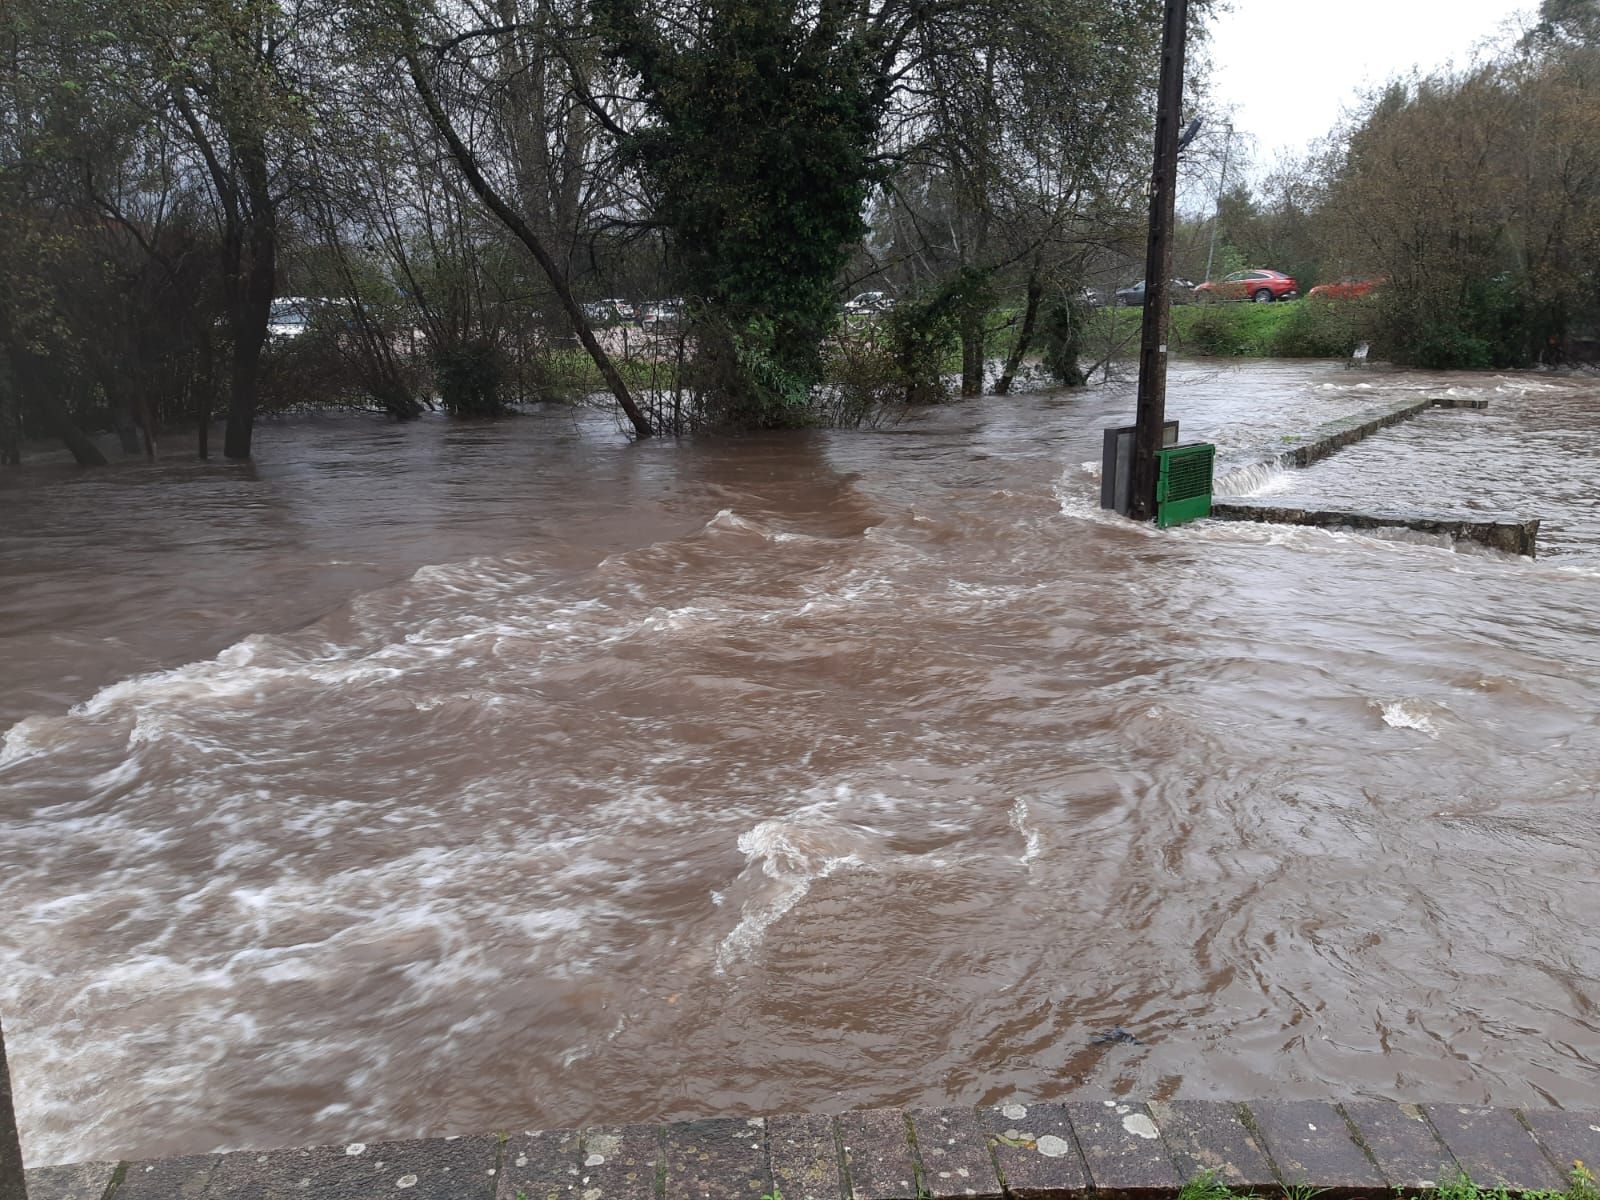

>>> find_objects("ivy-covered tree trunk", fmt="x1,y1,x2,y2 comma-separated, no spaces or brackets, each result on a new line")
995,265,1045,395
1041,296,1089,388
960,314,986,396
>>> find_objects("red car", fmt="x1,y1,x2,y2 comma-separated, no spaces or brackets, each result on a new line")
1307,277,1384,300
1194,269,1299,304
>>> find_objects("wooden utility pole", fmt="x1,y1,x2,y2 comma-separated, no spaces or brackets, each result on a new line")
1129,0,1191,522
0,1015,25,1200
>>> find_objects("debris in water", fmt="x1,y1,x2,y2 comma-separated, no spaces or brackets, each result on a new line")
1090,1027,1141,1046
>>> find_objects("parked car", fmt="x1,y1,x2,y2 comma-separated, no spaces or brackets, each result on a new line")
845,290,894,313
1307,277,1383,301
583,299,634,325
267,297,318,340
1194,270,1298,303
1114,279,1196,307
1078,286,1104,309
639,298,685,328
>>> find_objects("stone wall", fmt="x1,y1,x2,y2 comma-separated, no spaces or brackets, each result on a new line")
24,1099,1600,1200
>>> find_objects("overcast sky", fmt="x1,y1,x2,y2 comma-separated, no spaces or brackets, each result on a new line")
1202,0,1533,171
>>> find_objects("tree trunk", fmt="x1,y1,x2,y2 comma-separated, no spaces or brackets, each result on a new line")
10,347,107,466
137,393,158,458
196,328,213,459
53,412,108,466
223,146,276,461
223,318,264,460
111,394,144,455
960,314,985,397
0,370,21,467
995,267,1045,395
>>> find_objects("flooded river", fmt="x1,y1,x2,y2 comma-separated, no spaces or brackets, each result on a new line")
2,361,1598,1166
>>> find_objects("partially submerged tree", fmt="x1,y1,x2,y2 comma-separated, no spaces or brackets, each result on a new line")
379,0,654,437
592,0,889,426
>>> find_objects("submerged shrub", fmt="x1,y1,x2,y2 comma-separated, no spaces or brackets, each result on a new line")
887,290,960,405
1039,295,1090,386
434,340,506,416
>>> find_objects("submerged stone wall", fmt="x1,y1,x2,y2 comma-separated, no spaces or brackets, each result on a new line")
24,1099,1600,1200
1210,395,1539,556
1219,396,1491,483
1210,504,1541,558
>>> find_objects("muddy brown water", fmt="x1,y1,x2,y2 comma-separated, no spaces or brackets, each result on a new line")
2,361,1598,1166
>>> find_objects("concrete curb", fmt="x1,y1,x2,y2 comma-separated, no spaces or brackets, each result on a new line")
25,1100,1600,1200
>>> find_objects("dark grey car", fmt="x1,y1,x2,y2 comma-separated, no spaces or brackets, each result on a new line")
1114,279,1196,306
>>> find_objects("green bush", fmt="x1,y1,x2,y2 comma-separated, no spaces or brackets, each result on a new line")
1181,303,1262,356
1267,297,1371,357
820,325,903,426
1038,297,1090,386
434,340,506,415
887,290,960,405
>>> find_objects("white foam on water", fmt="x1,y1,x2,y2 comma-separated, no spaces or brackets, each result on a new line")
1214,460,1288,497
715,815,873,973
1009,798,1043,866
0,717,50,768
1052,477,1133,527
704,508,823,544
1379,699,1441,739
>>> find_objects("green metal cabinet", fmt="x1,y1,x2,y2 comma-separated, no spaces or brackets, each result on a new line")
1155,443,1215,528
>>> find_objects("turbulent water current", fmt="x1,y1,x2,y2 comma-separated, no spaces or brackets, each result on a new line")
2,361,1598,1166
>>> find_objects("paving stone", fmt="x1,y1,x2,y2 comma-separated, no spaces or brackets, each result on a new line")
498,1129,582,1200
1522,1110,1600,1181
767,1113,843,1200
1244,1101,1382,1196
661,1118,768,1200
202,1135,501,1199
978,1101,1089,1200
1147,1100,1276,1190
580,1125,663,1200
1061,1100,1180,1196
839,1109,917,1200
908,1108,1000,1200
1424,1105,1564,1192
22,1160,119,1200
113,1153,220,1199
1341,1102,1458,1190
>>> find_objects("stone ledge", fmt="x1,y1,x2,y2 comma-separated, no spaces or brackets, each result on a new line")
24,1100,1600,1200
1210,503,1541,558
